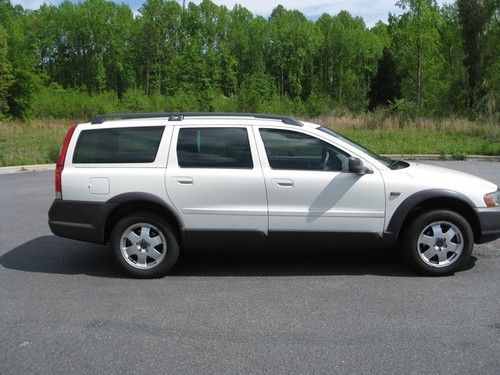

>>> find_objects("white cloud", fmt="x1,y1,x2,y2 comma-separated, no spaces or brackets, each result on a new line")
11,0,53,8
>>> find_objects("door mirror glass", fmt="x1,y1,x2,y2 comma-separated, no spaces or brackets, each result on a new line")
348,157,371,174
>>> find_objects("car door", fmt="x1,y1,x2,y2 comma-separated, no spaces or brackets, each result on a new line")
255,127,386,244
165,125,268,246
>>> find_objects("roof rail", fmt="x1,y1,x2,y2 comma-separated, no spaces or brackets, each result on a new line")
90,112,303,126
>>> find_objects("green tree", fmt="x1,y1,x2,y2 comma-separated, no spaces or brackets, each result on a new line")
392,0,445,113
437,3,468,114
268,5,320,98
457,0,499,112
0,24,14,116
316,11,383,111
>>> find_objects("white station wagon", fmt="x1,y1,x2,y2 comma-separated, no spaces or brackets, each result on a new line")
48,113,500,277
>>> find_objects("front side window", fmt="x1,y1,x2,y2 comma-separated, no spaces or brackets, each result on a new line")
259,128,349,171
73,127,165,163
177,127,253,169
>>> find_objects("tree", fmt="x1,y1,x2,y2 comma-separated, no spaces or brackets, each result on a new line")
457,0,499,111
437,3,468,114
392,0,445,114
1,0,39,119
0,24,14,116
267,6,320,98
369,48,401,109
316,11,384,111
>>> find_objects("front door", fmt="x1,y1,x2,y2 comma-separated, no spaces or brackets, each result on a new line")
255,127,385,244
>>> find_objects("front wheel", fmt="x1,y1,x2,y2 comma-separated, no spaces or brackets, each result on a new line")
111,212,179,278
402,210,474,275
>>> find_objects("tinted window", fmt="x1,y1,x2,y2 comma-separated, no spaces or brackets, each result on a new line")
73,127,164,163
177,128,253,169
260,129,349,171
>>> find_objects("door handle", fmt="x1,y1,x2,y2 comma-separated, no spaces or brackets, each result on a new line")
173,176,194,185
272,178,294,187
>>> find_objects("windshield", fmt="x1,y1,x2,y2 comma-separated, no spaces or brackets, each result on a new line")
318,126,394,167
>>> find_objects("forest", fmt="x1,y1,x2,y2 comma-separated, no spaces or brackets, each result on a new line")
0,0,498,121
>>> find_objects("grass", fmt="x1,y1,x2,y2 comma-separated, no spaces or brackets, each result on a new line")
0,120,73,166
312,115,500,157
0,116,498,166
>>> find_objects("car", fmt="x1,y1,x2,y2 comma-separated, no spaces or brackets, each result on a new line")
48,112,500,277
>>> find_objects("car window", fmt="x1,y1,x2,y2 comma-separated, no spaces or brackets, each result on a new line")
259,128,349,171
177,127,253,169
73,127,164,163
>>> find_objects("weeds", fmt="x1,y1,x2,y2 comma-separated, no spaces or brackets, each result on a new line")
0,115,498,167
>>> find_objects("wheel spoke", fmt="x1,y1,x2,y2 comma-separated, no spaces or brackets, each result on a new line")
419,235,435,248
422,247,437,260
123,245,138,257
149,235,163,248
432,224,444,237
140,226,150,240
148,248,162,261
437,251,448,263
136,252,148,266
444,227,457,242
446,242,458,254
126,231,140,243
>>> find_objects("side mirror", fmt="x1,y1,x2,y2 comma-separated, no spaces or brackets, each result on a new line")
348,157,372,174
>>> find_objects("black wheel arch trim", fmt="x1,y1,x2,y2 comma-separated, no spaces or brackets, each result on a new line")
385,189,480,243
100,192,184,241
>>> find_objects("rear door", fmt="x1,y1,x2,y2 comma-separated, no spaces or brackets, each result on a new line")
165,125,268,246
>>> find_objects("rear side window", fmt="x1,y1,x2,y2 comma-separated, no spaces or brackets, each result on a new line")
177,127,253,169
73,127,165,163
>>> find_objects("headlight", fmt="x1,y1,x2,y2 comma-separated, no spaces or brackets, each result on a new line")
484,190,500,207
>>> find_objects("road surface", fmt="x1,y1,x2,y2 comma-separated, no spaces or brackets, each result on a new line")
0,161,499,374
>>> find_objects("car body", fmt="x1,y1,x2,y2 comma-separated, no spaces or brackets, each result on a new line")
48,113,500,277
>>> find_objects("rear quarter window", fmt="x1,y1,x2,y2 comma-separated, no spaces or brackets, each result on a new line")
73,127,165,164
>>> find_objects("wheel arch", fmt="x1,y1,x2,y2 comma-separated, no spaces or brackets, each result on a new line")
387,189,481,243
100,193,184,243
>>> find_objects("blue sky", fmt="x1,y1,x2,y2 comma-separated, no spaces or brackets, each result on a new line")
12,0,448,27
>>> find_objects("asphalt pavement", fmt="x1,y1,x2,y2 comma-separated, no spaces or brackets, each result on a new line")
0,161,499,374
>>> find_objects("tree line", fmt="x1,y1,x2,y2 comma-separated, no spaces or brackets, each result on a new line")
0,0,498,120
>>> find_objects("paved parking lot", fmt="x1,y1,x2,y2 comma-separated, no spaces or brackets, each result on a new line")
0,161,499,374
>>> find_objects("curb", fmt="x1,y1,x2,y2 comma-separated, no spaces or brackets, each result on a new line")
0,164,55,175
382,154,500,162
0,155,498,175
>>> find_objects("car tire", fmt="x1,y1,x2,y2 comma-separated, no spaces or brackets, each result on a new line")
111,212,179,278
402,210,473,276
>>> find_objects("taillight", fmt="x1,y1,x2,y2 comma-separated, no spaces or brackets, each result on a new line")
55,125,76,199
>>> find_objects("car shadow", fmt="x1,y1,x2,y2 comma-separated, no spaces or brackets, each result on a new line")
0,235,476,278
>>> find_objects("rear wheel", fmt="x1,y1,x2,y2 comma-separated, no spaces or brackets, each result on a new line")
402,210,473,275
111,212,179,278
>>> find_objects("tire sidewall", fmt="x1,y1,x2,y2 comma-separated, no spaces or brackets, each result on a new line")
111,213,179,278
403,210,474,275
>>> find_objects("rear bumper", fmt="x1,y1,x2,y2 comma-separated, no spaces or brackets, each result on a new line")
475,207,500,244
48,199,105,244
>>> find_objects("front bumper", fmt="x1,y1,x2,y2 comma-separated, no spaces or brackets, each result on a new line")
475,206,500,244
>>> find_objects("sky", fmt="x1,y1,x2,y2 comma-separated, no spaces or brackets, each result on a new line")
11,0,448,27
